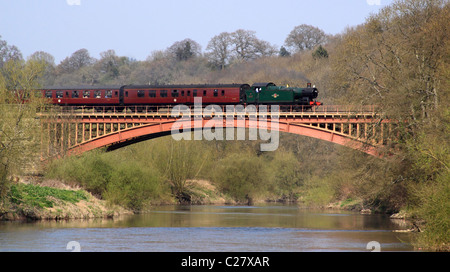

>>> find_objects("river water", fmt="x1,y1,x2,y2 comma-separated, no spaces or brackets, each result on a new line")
0,204,415,252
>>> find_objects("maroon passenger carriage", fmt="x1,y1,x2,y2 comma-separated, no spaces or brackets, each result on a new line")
41,86,121,107
40,84,249,111
120,84,246,105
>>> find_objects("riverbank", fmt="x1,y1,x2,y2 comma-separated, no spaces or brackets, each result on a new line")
0,176,411,221
1,176,436,251
0,177,131,221
0,177,240,221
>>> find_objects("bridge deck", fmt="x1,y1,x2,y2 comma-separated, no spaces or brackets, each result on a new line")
39,105,380,118
38,105,395,158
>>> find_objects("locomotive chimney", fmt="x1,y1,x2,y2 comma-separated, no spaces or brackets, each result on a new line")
307,83,312,88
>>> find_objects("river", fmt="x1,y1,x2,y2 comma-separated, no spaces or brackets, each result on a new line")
0,204,415,252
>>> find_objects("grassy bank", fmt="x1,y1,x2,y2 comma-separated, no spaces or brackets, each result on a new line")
0,180,129,220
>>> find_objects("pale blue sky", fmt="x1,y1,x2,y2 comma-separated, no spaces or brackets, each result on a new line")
0,0,393,63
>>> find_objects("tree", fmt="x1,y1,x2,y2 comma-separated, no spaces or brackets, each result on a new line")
230,29,263,62
28,51,55,66
167,39,202,61
285,24,328,52
206,32,232,69
332,0,448,120
97,49,120,80
252,38,277,58
329,0,450,249
28,51,56,86
279,46,291,57
0,59,46,198
312,45,328,59
56,48,95,74
0,36,23,69
149,138,211,203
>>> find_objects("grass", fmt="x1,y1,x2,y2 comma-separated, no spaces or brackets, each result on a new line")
8,183,88,209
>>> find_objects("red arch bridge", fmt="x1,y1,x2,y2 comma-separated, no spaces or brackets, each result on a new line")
38,105,399,158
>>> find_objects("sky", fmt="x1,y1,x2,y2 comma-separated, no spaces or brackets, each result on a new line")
0,0,394,64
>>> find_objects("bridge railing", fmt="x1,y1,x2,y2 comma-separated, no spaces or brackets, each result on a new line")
37,104,378,117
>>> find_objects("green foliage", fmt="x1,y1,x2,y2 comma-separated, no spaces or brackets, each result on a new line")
212,152,268,203
104,162,164,210
300,175,335,207
409,173,450,251
8,183,87,209
268,148,303,200
45,151,112,196
279,46,291,57
312,45,328,59
45,150,169,210
0,57,48,198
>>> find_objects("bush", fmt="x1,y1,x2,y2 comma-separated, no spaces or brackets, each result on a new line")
103,162,164,211
300,176,335,207
45,149,168,210
213,152,269,203
45,151,112,197
409,173,450,251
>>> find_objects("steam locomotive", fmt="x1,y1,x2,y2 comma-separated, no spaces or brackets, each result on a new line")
40,82,321,109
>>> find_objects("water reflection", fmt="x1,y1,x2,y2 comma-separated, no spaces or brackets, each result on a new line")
0,204,415,252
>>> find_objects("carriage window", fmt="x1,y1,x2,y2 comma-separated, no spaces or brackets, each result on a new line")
203,90,207,96
187,90,191,96
72,91,79,98
160,90,168,97
115,91,118,97
94,90,101,98
171,90,179,97
56,91,63,98
45,91,52,98
221,90,225,96
214,89,218,97
149,90,156,97
105,90,112,98
83,90,90,98
193,90,197,97
137,90,145,98
181,90,184,96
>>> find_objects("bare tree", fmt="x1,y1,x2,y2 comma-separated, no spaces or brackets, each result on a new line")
28,51,55,67
204,29,277,64
97,49,120,79
0,36,23,68
285,24,328,52
57,48,95,74
253,39,277,58
206,32,232,69
231,29,259,61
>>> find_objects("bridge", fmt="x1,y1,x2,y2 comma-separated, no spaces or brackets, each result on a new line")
38,105,397,158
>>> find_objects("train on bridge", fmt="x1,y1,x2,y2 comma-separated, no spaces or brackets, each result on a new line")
39,82,322,110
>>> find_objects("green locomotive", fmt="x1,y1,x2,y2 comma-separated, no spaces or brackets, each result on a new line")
241,82,321,109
